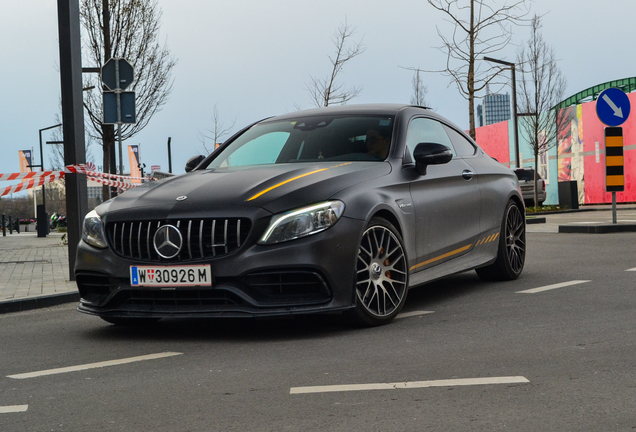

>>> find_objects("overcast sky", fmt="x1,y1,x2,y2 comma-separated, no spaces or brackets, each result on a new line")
1,0,634,187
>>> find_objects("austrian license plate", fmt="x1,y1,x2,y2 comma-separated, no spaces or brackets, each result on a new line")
130,265,212,287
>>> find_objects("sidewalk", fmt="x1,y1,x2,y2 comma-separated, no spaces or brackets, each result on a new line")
0,231,79,314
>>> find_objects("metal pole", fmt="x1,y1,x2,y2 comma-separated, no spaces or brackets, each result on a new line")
2,214,5,237
39,130,46,212
167,137,172,173
612,191,617,224
511,66,520,169
115,59,124,175
38,124,62,228
483,57,520,168
58,0,89,281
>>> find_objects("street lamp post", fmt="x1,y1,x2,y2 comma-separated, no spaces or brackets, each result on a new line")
484,57,520,169
37,124,63,231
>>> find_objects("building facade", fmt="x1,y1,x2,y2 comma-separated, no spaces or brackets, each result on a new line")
475,89,636,207
477,93,511,127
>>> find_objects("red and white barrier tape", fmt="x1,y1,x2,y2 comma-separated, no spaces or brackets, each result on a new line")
0,165,150,196
66,165,146,181
1,173,63,197
0,170,58,182
87,175,137,190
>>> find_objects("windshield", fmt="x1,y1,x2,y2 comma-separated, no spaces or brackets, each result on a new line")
205,115,395,169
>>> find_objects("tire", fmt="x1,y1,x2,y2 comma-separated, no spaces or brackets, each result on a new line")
476,200,526,281
100,317,161,326
348,218,409,326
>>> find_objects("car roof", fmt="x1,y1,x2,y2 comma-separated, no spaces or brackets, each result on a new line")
261,103,432,123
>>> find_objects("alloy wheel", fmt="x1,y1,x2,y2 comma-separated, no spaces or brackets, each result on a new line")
505,204,526,274
356,225,408,317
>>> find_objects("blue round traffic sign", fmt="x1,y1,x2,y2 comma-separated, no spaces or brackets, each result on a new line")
596,88,631,127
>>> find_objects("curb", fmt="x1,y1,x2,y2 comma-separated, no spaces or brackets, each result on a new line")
526,217,546,224
0,291,79,315
527,205,636,216
558,224,636,234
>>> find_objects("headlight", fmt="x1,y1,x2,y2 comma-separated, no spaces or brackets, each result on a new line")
259,201,345,245
82,210,108,249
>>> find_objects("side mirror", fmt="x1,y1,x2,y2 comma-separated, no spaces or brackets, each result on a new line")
185,155,205,173
413,142,453,175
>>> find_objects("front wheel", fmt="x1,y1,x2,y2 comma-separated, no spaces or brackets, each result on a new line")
476,200,526,281
348,218,409,326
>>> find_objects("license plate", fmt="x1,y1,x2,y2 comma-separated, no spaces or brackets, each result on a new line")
130,265,212,287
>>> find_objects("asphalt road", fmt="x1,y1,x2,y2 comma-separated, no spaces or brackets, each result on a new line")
2,228,636,431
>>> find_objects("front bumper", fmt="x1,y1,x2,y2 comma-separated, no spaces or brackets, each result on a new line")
75,216,364,319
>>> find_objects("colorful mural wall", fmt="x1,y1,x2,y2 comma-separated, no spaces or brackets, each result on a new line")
475,91,636,206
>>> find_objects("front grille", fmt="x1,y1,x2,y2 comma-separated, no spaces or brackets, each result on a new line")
106,218,251,262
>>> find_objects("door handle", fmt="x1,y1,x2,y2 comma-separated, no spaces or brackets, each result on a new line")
462,170,474,180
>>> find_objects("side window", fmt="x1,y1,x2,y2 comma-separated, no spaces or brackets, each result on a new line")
443,125,477,157
405,118,455,161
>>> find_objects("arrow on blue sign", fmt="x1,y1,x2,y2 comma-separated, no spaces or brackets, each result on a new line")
602,94,624,118
596,88,631,127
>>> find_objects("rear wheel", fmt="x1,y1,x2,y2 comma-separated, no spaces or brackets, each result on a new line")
348,218,409,326
476,200,525,281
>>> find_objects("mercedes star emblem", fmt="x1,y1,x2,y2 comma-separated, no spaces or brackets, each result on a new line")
153,225,183,259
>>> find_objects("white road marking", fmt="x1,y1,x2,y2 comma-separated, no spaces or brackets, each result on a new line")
290,376,529,394
396,310,434,319
626,267,636,272
0,405,28,414
516,280,591,294
7,352,183,380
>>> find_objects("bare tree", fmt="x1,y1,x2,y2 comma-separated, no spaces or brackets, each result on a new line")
199,105,236,155
517,15,567,207
410,69,429,106
308,20,365,107
80,0,176,200
427,0,530,139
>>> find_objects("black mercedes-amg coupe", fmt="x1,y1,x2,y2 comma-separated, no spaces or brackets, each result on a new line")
76,104,525,326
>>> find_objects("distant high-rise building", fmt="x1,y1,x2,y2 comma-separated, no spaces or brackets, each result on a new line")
477,93,511,126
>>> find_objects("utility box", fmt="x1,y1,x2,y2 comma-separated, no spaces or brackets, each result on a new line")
37,205,48,238
558,181,579,210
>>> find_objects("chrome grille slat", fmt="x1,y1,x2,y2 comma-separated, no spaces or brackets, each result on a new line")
224,220,228,254
120,223,124,255
187,220,192,260
146,222,151,259
137,223,142,259
106,218,250,263
212,220,216,257
129,222,133,258
199,220,204,258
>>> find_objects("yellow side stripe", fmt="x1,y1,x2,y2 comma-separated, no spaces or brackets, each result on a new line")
247,163,352,201
410,244,472,271
409,232,499,272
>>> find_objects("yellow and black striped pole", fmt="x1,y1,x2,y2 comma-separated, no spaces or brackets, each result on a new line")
605,127,624,192
605,127,624,223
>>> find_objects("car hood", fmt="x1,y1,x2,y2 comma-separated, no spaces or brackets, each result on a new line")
101,162,391,219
